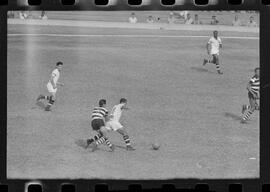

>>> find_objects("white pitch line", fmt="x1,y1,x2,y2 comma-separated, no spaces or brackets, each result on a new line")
8,33,259,40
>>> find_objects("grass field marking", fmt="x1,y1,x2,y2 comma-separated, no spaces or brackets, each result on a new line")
8,33,259,40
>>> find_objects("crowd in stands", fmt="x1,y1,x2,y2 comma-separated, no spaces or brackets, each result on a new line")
8,10,257,27
128,11,258,27
8,11,48,20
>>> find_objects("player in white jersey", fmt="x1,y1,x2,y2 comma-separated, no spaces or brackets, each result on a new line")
36,61,64,111
105,98,135,151
203,31,223,74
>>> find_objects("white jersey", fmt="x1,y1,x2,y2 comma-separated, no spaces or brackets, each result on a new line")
208,36,222,55
129,17,137,24
49,68,60,85
110,103,125,122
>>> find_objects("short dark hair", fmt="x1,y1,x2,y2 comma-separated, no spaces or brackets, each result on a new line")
255,67,260,72
120,98,127,103
99,99,106,107
56,61,63,66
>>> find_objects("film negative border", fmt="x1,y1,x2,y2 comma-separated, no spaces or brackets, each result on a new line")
1,0,270,192
0,0,265,10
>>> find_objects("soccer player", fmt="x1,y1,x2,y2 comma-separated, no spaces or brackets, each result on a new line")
241,68,260,123
106,98,135,151
203,30,223,74
36,61,64,111
85,99,115,152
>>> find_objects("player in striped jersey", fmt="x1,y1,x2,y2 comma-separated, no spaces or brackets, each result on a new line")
241,67,260,123
85,99,115,151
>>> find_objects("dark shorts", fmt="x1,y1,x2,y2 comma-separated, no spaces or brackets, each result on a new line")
91,119,105,131
248,91,259,100
212,54,219,64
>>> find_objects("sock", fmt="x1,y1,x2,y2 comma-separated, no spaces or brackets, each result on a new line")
87,133,103,145
216,64,221,73
48,97,55,106
123,135,131,147
95,137,106,145
104,138,113,148
242,109,253,121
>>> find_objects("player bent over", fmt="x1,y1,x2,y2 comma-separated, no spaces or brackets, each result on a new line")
106,98,135,151
36,61,64,111
85,99,115,152
241,67,260,123
203,30,223,74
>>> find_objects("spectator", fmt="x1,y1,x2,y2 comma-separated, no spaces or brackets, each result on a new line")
19,11,28,19
7,11,15,19
168,12,176,24
185,13,194,24
210,15,219,25
39,11,48,20
146,15,155,23
180,11,189,20
232,15,241,26
128,12,138,24
247,16,257,27
193,14,202,25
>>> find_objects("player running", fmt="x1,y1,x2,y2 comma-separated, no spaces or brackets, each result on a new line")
105,98,135,151
36,61,64,111
241,67,260,123
203,30,223,74
85,99,115,152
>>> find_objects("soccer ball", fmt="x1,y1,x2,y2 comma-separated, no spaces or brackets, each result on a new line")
152,143,160,150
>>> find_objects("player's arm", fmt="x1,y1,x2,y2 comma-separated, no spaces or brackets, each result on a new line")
104,111,110,122
219,39,222,48
247,81,256,97
57,82,64,86
219,43,222,49
206,42,211,55
122,106,130,110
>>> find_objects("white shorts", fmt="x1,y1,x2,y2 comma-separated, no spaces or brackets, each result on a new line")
47,82,57,94
105,120,123,131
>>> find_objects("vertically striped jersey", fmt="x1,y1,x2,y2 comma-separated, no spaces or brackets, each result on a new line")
249,75,260,97
92,107,108,120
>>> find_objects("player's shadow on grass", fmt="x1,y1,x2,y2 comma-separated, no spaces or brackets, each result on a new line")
35,101,46,110
224,112,242,121
190,66,215,74
75,139,88,149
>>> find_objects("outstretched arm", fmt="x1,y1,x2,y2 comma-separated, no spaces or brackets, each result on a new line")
57,82,64,86
206,43,211,55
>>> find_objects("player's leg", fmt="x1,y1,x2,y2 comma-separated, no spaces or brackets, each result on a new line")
242,92,256,123
86,119,106,148
45,92,56,111
214,55,222,74
203,54,213,65
89,123,114,152
116,126,135,151
86,130,103,146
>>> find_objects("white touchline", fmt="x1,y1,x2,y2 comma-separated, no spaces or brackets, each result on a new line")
7,33,259,40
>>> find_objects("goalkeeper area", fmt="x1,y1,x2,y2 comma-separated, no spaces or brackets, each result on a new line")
7,11,259,179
